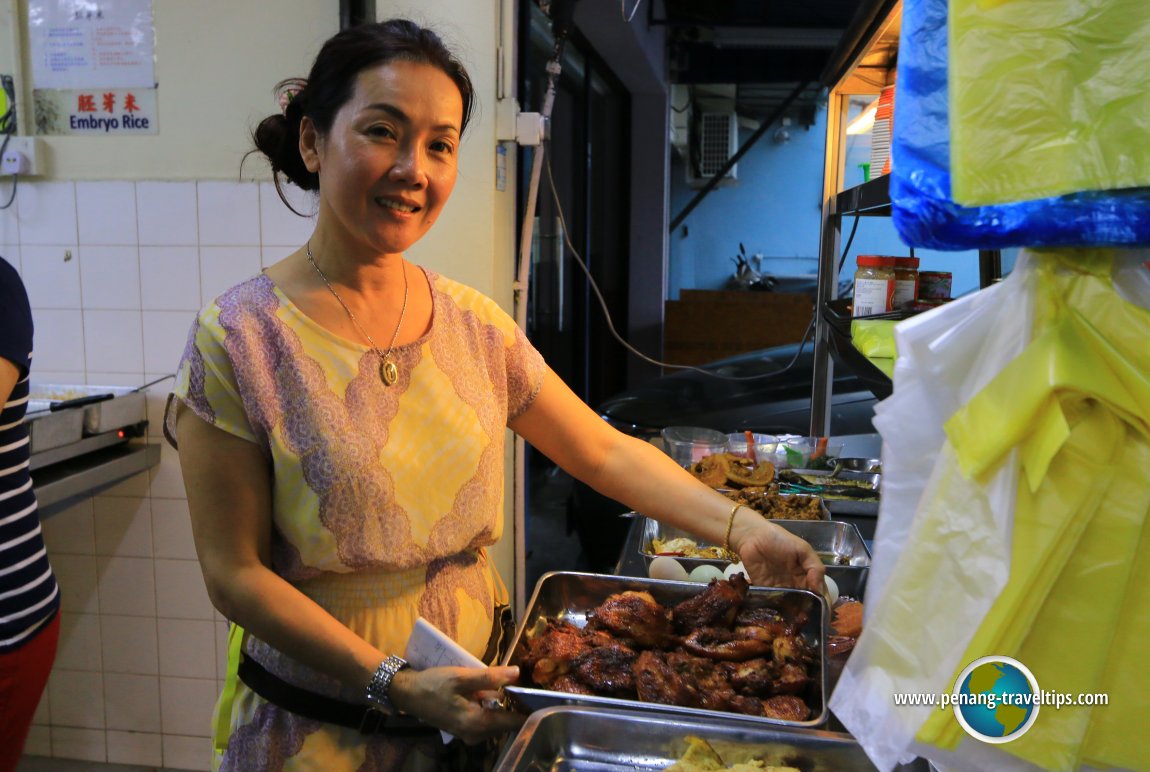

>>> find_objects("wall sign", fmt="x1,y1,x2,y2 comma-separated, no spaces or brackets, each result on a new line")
27,0,155,89
26,0,158,135
33,87,157,135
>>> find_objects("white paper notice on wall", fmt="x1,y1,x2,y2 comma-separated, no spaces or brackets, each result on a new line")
27,0,156,90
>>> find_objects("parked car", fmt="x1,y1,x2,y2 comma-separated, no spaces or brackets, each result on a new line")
566,341,878,570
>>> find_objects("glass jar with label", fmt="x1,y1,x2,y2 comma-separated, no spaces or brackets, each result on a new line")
919,270,953,300
892,256,920,309
853,255,896,316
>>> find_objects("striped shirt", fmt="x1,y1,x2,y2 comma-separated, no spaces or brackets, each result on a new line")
0,256,59,652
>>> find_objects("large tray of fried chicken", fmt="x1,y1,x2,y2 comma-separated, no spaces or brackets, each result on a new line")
501,572,828,729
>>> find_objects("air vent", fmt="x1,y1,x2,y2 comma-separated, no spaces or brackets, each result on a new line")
688,111,738,188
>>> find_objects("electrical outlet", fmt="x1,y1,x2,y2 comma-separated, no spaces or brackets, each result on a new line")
1,137,40,176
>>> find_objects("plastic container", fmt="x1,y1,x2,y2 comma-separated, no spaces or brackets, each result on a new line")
853,256,897,316
660,426,728,468
779,436,845,469
891,257,920,309
725,432,779,462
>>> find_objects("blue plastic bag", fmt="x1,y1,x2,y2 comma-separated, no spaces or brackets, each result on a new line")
890,0,1150,251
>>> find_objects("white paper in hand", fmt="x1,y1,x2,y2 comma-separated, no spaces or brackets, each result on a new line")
403,617,486,743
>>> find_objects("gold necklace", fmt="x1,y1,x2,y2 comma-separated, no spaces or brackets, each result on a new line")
306,241,409,386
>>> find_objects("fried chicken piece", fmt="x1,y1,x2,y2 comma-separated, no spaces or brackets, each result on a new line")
572,643,637,696
734,606,791,638
772,632,814,665
671,574,749,633
522,620,614,687
724,658,776,696
549,674,594,695
634,650,692,707
727,694,768,717
723,658,811,697
633,650,741,713
587,591,676,649
832,601,863,638
774,662,812,695
761,694,810,722
681,626,773,662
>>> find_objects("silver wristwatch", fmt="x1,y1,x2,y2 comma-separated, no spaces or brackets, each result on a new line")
365,655,410,715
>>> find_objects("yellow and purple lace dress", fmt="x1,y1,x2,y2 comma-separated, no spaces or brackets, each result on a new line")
167,268,545,771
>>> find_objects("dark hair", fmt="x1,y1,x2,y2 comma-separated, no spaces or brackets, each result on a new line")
251,19,475,205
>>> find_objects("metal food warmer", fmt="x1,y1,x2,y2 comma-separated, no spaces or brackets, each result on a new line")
26,382,162,514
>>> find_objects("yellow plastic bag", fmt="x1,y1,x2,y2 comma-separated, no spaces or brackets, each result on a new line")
949,0,1150,206
919,250,1150,769
851,319,898,359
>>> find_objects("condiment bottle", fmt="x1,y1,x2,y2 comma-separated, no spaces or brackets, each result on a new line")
853,255,896,316
892,256,920,309
919,270,953,300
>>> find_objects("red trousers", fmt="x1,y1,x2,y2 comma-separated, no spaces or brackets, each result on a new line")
0,613,59,772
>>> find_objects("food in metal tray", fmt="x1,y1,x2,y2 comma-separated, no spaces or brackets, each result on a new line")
721,487,825,521
776,469,879,501
651,536,738,562
665,735,800,771
516,575,820,722
688,453,776,488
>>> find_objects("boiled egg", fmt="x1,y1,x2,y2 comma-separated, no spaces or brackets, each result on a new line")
723,561,748,581
688,564,727,583
824,575,840,607
648,556,689,582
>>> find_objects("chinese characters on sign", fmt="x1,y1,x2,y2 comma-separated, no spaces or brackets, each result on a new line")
34,88,157,135
70,89,150,130
27,0,158,135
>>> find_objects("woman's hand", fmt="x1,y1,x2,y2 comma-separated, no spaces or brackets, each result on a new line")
390,665,525,745
729,509,825,593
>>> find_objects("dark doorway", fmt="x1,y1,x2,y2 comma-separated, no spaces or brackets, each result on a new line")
519,3,632,588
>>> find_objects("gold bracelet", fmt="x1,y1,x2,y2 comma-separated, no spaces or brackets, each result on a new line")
723,502,742,553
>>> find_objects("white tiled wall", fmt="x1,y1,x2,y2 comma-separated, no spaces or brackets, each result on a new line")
6,180,316,769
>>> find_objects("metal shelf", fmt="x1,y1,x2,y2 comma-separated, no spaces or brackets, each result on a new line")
33,442,162,516
836,175,892,216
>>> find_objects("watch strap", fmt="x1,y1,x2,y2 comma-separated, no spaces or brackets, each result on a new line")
365,654,409,715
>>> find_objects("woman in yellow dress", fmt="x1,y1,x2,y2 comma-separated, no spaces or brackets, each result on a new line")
167,18,825,771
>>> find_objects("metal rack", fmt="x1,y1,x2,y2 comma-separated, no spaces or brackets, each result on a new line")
807,1,1000,435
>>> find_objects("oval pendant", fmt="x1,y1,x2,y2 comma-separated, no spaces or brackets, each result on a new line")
381,359,399,386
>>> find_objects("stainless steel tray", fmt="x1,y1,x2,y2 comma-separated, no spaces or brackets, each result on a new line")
784,469,881,517
25,407,85,453
495,706,929,771
639,519,870,575
29,383,146,435
826,565,867,601
501,572,828,729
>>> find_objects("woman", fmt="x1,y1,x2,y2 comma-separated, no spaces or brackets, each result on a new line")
0,256,60,772
168,19,824,771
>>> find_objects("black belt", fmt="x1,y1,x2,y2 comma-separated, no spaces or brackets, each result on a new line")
237,656,439,736
236,604,516,736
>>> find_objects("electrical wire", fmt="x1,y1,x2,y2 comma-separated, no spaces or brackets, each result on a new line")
836,213,861,277
0,128,17,210
621,0,642,22
543,148,837,382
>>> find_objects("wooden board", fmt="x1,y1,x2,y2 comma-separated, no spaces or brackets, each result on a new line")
663,290,813,367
